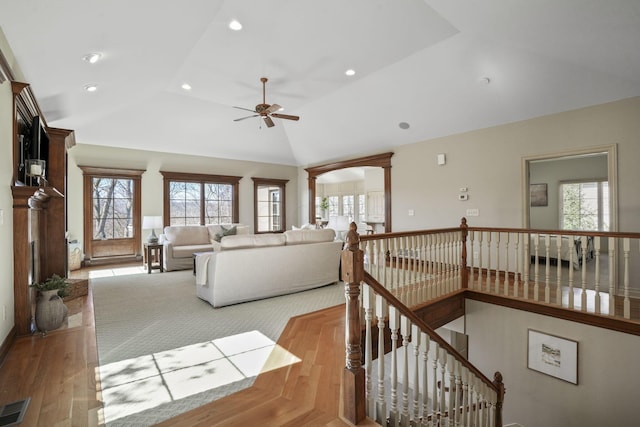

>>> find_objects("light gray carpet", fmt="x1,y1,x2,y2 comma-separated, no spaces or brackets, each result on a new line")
92,270,345,426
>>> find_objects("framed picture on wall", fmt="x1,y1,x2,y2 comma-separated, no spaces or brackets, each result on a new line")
527,329,578,384
530,183,548,207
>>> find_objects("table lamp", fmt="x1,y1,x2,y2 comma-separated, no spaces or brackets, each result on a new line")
142,216,163,244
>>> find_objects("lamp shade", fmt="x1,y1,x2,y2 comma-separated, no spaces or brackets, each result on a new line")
142,216,163,230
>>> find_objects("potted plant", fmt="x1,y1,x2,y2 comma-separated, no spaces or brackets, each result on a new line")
30,274,69,333
319,197,329,219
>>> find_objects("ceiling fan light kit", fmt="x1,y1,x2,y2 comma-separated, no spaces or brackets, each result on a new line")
233,77,300,128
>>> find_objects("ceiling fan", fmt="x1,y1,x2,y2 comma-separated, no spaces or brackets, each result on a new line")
233,77,300,128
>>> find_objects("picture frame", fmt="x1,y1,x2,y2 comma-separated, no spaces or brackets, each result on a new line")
530,183,548,207
527,329,578,384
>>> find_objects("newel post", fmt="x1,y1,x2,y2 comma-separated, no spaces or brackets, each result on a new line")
341,222,366,424
493,371,506,427
460,217,469,289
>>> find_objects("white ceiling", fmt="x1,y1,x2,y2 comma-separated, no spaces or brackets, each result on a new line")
1,0,639,167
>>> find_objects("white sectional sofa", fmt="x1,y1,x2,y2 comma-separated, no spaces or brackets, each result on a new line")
195,228,343,307
160,224,249,271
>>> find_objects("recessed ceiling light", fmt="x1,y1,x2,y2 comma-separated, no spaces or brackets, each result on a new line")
82,52,102,64
83,84,98,92
345,69,356,76
229,20,243,31
181,83,192,91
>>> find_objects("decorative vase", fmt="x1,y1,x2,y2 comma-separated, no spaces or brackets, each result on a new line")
35,289,68,332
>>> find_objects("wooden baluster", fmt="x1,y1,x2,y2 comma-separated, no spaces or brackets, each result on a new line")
431,342,439,426
425,234,433,301
477,231,484,291
437,234,443,297
420,332,430,427
533,234,540,301
503,233,510,296
411,325,421,423
388,306,400,427
485,232,492,293
421,234,428,302
513,233,520,298
523,233,530,300
568,236,575,310
342,227,365,425
469,230,476,290
544,234,551,303
623,238,631,318
494,232,501,294
580,236,588,311
471,377,480,427
461,367,469,427
593,237,601,314
608,237,615,316
400,315,411,427
439,348,446,426
375,295,387,423
362,285,375,418
447,354,455,427
555,235,562,305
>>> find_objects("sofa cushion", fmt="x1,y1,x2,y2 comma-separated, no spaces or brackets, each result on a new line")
220,233,286,250
284,229,336,245
164,226,210,246
211,225,237,242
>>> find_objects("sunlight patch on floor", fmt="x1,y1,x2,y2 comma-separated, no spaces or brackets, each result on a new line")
88,265,147,278
97,330,301,424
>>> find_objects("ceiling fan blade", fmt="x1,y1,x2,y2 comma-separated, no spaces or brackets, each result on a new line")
266,103,282,114
263,116,275,128
234,114,259,122
233,106,257,113
271,113,300,121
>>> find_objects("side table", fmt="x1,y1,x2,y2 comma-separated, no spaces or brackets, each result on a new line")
144,243,164,274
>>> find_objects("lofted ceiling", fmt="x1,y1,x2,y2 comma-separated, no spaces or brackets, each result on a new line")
1,1,639,167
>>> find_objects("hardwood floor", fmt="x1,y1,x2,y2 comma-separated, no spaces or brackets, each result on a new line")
1,263,638,426
0,264,379,426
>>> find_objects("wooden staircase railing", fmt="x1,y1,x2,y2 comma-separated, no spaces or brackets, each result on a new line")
341,223,503,426
341,218,640,425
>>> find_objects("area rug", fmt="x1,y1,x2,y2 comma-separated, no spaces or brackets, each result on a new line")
91,270,345,426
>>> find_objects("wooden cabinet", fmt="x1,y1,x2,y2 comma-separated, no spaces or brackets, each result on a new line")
10,81,75,335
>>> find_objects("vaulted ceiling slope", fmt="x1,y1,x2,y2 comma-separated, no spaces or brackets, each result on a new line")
1,1,639,166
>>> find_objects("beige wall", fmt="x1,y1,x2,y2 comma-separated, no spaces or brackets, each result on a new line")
0,29,25,344
389,97,640,232
67,144,299,254
466,300,640,426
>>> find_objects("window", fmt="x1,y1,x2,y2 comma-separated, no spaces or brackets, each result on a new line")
92,177,134,239
342,195,354,222
560,181,609,231
358,194,366,223
161,171,240,226
80,166,144,264
252,178,288,233
327,196,339,218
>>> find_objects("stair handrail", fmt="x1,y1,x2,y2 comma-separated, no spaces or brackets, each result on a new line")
341,222,504,426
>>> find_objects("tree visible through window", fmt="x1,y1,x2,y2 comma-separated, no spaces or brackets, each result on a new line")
92,178,133,239
161,172,240,226
560,181,609,231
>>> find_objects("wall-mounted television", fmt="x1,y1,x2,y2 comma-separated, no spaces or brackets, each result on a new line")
30,115,49,164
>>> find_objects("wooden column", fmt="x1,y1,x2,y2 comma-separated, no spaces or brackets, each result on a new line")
493,371,505,427
11,187,36,335
341,223,366,424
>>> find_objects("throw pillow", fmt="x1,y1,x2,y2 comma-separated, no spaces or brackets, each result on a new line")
213,225,237,242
